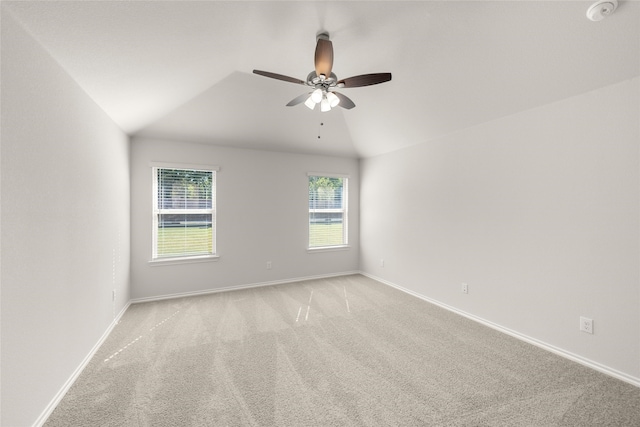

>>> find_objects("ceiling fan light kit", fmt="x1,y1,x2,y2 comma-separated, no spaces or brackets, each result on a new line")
253,32,391,112
586,0,618,21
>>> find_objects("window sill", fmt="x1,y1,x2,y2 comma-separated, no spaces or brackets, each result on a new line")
149,255,219,266
307,245,351,253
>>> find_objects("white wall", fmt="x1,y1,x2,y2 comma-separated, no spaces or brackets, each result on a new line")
1,10,130,426
360,77,640,382
130,137,359,300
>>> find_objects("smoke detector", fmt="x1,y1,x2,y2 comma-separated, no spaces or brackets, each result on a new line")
586,0,618,21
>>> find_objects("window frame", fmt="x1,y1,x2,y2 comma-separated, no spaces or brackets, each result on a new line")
307,172,350,252
150,162,219,265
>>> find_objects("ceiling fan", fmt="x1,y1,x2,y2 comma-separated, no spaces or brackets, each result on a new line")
253,32,392,112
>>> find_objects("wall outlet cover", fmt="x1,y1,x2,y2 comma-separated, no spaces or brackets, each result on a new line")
580,316,594,334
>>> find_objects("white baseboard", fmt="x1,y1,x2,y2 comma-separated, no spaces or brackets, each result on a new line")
360,271,640,389
35,270,637,426
130,270,361,304
33,302,131,427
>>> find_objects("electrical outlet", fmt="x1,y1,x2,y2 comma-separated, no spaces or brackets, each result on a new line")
461,283,468,294
580,316,593,334
266,261,272,270
380,259,384,267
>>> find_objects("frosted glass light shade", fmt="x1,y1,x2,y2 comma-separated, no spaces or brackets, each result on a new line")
320,97,331,112
326,92,340,108
304,96,316,110
311,88,323,103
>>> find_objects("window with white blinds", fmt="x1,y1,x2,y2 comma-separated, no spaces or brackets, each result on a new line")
152,166,216,260
308,175,348,248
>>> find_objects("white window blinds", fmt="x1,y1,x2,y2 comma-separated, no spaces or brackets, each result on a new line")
152,167,216,259
308,175,348,248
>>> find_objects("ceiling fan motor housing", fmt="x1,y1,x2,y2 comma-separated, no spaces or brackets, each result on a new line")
307,71,338,88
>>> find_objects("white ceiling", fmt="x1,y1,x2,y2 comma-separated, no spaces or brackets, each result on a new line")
4,1,639,158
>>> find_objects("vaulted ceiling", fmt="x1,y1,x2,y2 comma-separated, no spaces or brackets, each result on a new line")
4,1,639,158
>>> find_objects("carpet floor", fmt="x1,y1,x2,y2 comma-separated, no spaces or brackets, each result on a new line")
45,274,640,426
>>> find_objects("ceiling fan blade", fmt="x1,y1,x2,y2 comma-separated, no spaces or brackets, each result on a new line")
333,91,355,110
314,38,334,77
253,70,305,85
286,93,310,107
337,73,392,88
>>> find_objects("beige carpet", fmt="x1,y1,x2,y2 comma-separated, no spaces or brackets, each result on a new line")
45,274,640,426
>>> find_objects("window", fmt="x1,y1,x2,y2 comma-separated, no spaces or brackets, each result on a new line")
152,165,217,261
308,174,348,248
